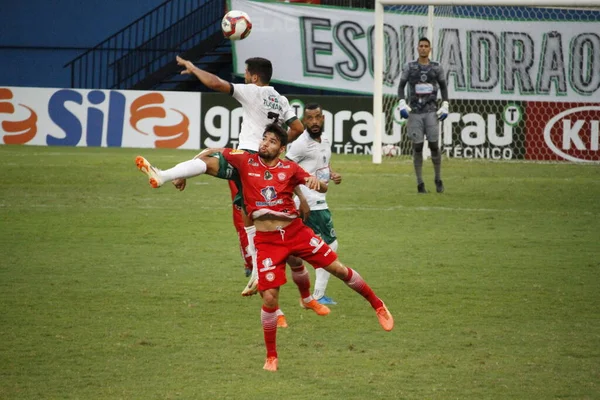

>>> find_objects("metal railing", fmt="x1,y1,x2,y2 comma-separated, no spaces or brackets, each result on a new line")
64,0,225,89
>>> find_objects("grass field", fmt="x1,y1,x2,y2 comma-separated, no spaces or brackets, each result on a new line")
1,145,599,400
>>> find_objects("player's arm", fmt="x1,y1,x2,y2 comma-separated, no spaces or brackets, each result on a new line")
435,65,449,121
176,56,232,93
292,163,327,193
329,165,342,185
286,118,304,143
293,186,310,221
397,63,411,118
397,63,409,100
304,176,328,193
437,65,449,102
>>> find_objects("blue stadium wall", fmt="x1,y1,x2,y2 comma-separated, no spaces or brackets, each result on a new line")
0,0,165,88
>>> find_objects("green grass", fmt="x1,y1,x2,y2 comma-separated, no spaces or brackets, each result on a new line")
1,145,599,400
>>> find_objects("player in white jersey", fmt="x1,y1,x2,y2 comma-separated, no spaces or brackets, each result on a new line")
142,56,304,328
285,103,342,305
175,56,303,279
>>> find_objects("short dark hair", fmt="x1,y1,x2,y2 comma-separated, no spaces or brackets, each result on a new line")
418,37,431,46
264,123,288,147
304,103,322,112
245,57,273,84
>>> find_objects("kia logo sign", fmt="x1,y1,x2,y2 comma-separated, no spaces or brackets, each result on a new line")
543,106,600,163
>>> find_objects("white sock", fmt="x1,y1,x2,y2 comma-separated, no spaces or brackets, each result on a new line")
159,158,207,181
276,309,284,317
244,226,257,279
313,240,338,299
313,269,331,300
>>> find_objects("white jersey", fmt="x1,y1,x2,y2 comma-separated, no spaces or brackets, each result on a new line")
286,130,331,211
231,83,298,151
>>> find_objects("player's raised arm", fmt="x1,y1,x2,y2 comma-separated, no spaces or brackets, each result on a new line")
176,56,232,93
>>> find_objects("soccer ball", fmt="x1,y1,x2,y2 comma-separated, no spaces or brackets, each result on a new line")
221,10,252,41
382,144,401,157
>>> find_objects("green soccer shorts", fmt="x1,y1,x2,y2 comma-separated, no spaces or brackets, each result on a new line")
304,209,337,245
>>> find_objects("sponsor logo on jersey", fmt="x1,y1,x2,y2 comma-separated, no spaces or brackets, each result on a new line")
264,170,273,180
248,158,259,166
277,172,286,181
248,172,261,177
263,96,283,112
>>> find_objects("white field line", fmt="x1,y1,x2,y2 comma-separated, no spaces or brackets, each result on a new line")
1,151,598,166
0,202,596,216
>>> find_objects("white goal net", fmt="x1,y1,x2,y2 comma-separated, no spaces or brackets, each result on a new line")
373,1,600,163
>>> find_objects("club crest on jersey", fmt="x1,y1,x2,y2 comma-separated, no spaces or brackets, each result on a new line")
420,73,428,82
277,172,286,181
260,258,276,272
257,186,283,207
261,186,277,202
264,170,273,180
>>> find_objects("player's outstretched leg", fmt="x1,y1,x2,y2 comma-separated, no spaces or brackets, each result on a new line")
135,156,164,188
135,156,208,189
324,260,393,331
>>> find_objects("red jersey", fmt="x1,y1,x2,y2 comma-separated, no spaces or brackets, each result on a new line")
222,149,311,219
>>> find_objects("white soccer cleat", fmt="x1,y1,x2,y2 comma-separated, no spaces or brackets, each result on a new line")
241,275,258,296
135,156,164,188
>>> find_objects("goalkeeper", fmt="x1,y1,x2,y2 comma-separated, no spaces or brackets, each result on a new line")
397,37,449,194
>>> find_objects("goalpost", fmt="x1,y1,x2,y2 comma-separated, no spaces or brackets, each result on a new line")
372,0,600,164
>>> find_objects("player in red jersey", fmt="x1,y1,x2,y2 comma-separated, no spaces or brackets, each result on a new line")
135,123,394,372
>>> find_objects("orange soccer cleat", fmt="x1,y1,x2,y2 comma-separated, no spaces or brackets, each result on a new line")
300,298,330,316
375,302,394,331
277,315,288,328
263,357,278,372
135,156,163,188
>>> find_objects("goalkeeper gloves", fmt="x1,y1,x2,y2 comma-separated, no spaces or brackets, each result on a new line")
436,101,449,121
398,99,411,119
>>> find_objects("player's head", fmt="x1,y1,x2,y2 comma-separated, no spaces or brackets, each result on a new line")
259,123,288,161
245,57,273,85
303,103,324,139
418,37,431,58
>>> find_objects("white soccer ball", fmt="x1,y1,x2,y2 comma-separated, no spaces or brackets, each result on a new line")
382,144,401,157
221,10,252,41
